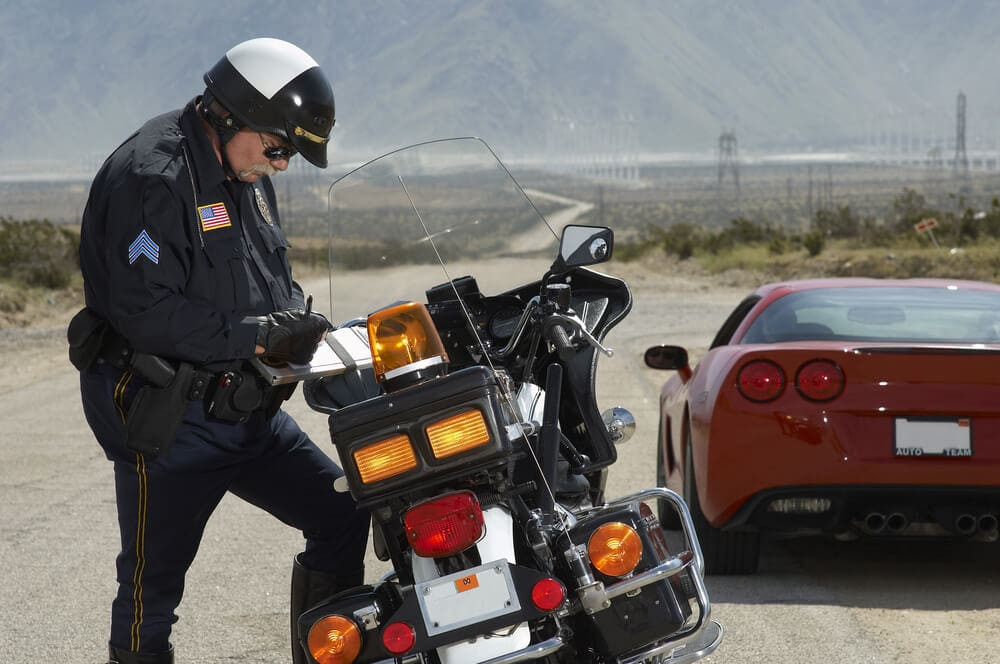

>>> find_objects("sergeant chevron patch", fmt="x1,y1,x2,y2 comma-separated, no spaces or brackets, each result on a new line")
128,229,160,265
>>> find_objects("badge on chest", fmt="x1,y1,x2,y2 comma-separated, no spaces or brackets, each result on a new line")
254,186,274,226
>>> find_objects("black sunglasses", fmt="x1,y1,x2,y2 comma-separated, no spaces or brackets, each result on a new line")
259,133,297,161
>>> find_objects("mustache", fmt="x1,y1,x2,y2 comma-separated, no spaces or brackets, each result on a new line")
238,163,279,178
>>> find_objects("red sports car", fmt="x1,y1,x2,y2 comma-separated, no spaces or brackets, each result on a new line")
645,278,1000,574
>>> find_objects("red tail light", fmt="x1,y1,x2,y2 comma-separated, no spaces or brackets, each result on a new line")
796,360,845,401
530,577,567,611
404,490,485,558
382,621,416,655
737,360,786,402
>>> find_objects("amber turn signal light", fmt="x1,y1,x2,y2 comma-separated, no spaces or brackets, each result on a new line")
353,434,418,484
426,409,491,459
307,614,362,664
367,301,448,383
588,522,643,577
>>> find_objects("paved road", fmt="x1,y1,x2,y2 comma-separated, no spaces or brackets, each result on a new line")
1,259,997,662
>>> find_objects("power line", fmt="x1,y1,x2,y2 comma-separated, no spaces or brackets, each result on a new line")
954,91,969,176
717,129,740,194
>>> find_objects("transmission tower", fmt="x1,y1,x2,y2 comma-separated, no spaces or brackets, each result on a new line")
717,129,740,194
954,91,968,175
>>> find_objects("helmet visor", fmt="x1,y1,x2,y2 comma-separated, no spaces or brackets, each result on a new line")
288,121,331,168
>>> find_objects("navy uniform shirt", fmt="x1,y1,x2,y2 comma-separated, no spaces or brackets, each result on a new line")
80,98,304,367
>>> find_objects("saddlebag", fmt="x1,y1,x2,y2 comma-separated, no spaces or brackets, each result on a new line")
568,502,696,657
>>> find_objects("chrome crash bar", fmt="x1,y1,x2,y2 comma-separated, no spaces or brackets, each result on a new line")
395,488,719,664
575,487,720,663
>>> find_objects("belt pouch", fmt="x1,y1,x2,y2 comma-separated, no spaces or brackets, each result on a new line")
207,370,263,423
125,362,194,457
67,308,109,371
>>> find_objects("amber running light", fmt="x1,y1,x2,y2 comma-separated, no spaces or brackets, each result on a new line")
737,360,786,402
404,490,485,558
353,434,418,484
426,409,491,459
307,614,362,664
587,522,643,577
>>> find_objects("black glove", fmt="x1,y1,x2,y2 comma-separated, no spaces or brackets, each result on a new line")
255,309,333,365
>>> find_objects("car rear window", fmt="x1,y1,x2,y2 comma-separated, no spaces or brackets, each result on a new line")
740,287,1000,344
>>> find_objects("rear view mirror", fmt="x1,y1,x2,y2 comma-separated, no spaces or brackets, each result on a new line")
644,345,689,370
552,225,613,272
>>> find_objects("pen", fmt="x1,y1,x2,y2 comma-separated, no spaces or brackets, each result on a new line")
305,294,313,316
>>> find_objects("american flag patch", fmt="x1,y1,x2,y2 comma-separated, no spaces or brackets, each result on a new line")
198,202,232,231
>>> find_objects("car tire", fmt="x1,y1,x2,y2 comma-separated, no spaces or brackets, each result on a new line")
684,428,760,575
657,427,681,530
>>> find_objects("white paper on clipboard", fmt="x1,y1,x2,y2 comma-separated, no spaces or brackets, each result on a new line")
252,326,373,386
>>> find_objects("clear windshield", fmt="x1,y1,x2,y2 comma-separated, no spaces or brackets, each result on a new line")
323,138,561,323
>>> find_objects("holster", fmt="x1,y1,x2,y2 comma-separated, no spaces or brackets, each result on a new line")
125,362,195,457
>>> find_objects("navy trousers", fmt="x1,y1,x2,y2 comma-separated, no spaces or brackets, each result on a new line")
81,363,370,655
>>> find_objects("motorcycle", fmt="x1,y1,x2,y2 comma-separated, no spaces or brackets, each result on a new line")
296,137,722,663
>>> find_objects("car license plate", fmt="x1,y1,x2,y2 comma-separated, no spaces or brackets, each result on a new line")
894,417,972,457
416,559,521,637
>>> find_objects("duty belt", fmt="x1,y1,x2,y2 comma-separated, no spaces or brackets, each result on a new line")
98,338,213,401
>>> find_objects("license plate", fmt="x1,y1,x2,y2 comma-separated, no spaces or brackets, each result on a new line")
416,559,521,637
894,417,972,457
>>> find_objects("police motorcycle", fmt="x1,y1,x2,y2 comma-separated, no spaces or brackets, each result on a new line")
296,137,722,664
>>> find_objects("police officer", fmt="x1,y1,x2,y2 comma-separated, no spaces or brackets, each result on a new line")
75,38,370,664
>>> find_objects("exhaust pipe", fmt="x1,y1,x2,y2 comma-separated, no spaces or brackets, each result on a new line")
978,513,999,541
885,512,909,534
863,512,886,534
954,513,977,536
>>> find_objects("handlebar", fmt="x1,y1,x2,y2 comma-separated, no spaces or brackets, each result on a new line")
548,322,576,362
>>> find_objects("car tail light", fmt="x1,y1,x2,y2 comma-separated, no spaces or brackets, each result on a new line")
353,434,418,484
381,621,416,655
531,577,567,611
796,360,845,402
404,490,485,557
588,522,643,577
737,360,786,402
307,614,362,664
426,409,491,459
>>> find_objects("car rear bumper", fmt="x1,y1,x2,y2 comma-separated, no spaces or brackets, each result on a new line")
724,484,1000,539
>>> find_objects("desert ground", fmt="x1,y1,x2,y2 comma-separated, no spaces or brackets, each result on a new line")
1,253,997,662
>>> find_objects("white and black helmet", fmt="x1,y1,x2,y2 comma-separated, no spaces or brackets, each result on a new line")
203,38,335,168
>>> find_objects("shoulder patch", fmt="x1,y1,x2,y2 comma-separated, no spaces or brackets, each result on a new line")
198,202,232,231
128,229,160,265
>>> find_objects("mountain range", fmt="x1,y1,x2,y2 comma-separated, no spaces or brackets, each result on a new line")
3,0,999,169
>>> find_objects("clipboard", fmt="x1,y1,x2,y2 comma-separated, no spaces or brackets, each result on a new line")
252,325,373,386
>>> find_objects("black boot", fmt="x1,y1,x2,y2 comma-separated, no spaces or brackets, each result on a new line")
108,643,174,664
290,554,364,664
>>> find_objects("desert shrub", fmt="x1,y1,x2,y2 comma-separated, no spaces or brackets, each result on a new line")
814,205,860,238
0,218,79,288
802,230,825,256
661,222,703,259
